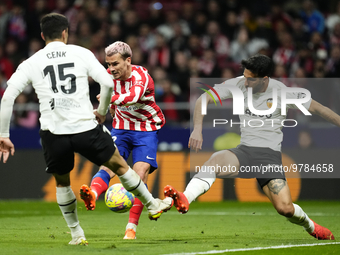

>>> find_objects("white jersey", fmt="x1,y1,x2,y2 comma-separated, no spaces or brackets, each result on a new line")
1,41,111,135
213,77,312,151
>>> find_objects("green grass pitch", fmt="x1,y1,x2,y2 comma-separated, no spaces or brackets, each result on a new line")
0,200,339,255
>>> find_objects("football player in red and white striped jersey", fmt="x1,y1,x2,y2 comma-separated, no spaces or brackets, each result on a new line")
80,41,166,240
108,59,165,131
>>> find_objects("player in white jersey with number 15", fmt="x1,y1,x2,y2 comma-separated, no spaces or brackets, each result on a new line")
0,13,172,246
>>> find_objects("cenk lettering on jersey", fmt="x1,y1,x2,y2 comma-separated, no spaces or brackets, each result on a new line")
46,51,66,59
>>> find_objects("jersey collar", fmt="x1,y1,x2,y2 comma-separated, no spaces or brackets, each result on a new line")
45,41,66,49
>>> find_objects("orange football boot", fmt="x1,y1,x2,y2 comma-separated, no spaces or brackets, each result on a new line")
80,184,96,211
310,219,335,240
164,185,189,214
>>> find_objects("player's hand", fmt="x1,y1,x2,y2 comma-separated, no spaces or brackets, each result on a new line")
188,129,203,153
96,94,100,102
109,107,115,118
0,137,15,163
93,109,106,124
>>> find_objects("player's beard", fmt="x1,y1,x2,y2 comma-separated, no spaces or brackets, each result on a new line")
112,72,119,79
116,64,128,80
113,70,123,80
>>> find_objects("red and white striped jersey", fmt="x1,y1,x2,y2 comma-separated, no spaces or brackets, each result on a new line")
108,65,165,131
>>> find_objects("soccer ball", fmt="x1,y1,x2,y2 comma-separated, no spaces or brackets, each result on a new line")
105,183,135,213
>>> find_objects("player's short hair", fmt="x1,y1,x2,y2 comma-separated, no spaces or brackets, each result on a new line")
40,13,69,41
105,41,132,60
241,54,274,77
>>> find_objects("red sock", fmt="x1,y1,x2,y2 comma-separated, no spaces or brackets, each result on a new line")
90,177,108,199
128,198,144,225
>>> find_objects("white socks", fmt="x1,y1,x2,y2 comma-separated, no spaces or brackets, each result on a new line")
126,223,137,232
183,177,212,204
183,169,216,204
56,186,84,238
118,167,155,209
92,190,98,200
287,203,315,233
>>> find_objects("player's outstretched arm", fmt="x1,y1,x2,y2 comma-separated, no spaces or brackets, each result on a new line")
0,138,15,163
188,93,213,153
0,82,23,163
308,99,340,127
92,68,114,123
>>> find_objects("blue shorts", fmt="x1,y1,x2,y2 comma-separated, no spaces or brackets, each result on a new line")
110,129,159,173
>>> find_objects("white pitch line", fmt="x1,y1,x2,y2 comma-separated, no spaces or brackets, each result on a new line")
163,242,340,255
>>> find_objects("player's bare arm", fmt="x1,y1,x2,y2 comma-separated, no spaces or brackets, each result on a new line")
308,99,340,127
93,110,106,124
109,107,115,118
0,61,22,164
189,93,214,152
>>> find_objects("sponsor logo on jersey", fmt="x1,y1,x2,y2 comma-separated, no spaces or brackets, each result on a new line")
117,104,145,112
54,98,81,110
245,108,272,119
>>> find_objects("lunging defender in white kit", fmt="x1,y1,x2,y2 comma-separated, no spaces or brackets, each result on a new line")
0,13,172,246
165,54,339,240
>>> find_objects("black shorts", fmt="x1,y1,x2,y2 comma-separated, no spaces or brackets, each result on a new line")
228,145,286,188
40,125,116,175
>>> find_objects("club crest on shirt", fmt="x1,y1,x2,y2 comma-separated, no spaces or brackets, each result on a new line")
266,98,273,108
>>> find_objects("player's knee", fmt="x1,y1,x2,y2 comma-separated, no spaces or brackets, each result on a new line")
205,151,222,165
204,151,238,177
133,162,150,178
193,169,216,187
52,173,70,187
203,152,222,174
100,165,115,178
103,154,129,176
275,203,294,217
134,170,148,183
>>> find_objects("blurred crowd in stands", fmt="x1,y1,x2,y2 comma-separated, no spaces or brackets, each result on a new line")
1,0,340,128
